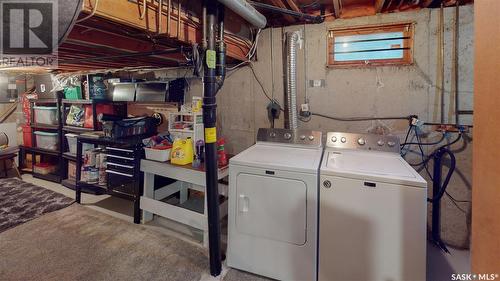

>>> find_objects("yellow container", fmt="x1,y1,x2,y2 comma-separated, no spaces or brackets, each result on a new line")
192,96,202,113
170,137,194,165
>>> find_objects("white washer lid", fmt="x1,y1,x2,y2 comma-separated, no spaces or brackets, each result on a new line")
321,150,427,188
230,143,323,174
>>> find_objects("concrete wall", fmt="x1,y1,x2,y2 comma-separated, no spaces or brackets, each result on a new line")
180,6,474,248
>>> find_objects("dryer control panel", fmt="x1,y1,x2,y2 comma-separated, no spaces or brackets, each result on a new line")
257,128,322,148
326,132,400,153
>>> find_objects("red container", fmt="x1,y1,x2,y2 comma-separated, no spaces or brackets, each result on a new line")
84,104,115,129
21,92,37,124
217,138,228,167
22,125,32,147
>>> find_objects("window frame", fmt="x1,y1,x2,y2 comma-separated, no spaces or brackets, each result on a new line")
327,22,415,67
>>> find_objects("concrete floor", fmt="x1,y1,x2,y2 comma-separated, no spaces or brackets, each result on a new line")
22,175,208,253
22,175,471,280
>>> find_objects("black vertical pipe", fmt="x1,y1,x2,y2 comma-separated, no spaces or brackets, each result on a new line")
431,148,449,253
203,0,222,276
431,150,442,244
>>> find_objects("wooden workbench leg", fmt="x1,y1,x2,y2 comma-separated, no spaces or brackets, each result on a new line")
142,172,155,223
179,182,188,204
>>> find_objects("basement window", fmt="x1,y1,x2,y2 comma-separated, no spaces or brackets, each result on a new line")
327,23,414,67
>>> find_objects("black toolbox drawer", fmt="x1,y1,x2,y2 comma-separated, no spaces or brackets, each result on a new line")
105,146,135,158
106,162,134,175
105,154,135,166
106,169,135,196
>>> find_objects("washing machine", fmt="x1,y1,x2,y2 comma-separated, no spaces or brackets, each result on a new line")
227,128,323,281
318,132,428,281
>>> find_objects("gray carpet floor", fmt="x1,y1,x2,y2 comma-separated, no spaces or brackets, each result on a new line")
0,204,269,281
0,178,74,233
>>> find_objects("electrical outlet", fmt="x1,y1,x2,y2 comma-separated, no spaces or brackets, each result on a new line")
309,79,325,88
300,103,311,117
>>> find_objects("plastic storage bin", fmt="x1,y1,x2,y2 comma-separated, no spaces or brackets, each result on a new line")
33,106,58,125
34,131,59,150
102,117,157,139
65,133,94,154
144,147,171,162
34,163,57,175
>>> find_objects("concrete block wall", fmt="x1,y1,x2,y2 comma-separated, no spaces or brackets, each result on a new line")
182,5,474,248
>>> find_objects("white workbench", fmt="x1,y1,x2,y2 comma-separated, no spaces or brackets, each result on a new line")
140,159,228,247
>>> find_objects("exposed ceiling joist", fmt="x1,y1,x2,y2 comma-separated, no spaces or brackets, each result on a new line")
422,0,443,8
7,0,473,72
59,44,182,66
269,0,297,23
396,0,406,9
79,0,251,59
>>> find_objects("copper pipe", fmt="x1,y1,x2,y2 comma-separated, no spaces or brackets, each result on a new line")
202,4,207,48
158,0,162,34
177,0,181,38
386,0,394,11
396,0,405,10
453,0,460,124
167,0,171,36
440,2,445,123
139,0,147,20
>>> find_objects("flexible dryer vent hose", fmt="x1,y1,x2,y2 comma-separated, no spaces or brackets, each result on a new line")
286,31,301,130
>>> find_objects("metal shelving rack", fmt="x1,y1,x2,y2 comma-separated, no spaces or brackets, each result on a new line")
20,96,64,183
60,99,127,190
19,97,128,188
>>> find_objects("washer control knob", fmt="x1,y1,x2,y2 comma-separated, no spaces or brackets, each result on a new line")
357,138,366,145
341,137,347,143
269,132,276,138
377,140,385,146
387,141,396,147
331,136,337,142
284,133,292,140
299,135,306,140
323,180,332,188
308,135,315,141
